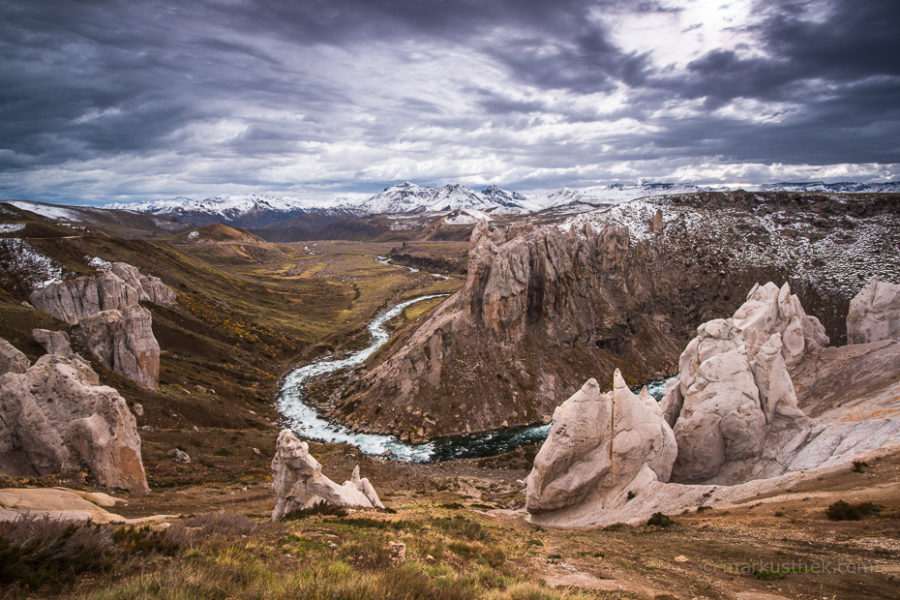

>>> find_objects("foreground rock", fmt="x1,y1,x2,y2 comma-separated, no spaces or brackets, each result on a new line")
846,276,900,344
271,429,384,520
526,371,676,519
0,337,149,494
0,488,169,523
28,261,174,389
660,282,821,484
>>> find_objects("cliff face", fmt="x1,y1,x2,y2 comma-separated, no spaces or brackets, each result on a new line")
322,193,898,441
332,220,759,440
28,262,174,390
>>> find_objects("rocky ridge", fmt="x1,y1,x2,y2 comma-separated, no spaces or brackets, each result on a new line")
327,192,897,441
28,261,175,389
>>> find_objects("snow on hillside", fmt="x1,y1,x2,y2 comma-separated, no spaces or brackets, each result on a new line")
759,181,900,194
566,194,900,300
7,200,85,222
93,181,898,220
539,183,704,210
354,182,531,214
0,238,65,288
444,208,492,225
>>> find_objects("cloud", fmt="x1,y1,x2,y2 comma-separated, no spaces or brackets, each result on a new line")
0,0,897,205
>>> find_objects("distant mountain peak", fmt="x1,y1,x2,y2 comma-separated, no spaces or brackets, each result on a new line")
353,182,531,214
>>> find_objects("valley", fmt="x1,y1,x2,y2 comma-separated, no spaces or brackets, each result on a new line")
1,190,899,600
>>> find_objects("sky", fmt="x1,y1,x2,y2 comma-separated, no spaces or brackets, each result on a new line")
1,0,898,206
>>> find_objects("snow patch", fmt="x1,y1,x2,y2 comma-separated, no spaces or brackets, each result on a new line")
7,200,84,222
0,239,65,288
444,208,492,225
86,255,113,270
0,223,26,233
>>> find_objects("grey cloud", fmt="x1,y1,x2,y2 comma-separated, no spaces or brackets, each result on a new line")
0,0,897,204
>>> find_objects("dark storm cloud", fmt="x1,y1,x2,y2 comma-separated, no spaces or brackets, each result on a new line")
673,0,900,106
0,0,898,204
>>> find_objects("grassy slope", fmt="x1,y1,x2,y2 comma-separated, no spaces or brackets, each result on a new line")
3,203,899,600
0,209,460,491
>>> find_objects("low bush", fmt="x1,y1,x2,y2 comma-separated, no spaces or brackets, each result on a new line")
647,512,674,527
825,500,881,521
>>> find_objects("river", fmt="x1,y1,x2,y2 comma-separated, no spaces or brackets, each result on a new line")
277,295,668,463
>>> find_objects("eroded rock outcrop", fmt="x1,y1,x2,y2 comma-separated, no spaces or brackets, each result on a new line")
27,262,174,389
271,429,383,520
73,306,160,391
528,280,900,528
660,283,820,484
526,371,677,517
0,338,149,494
846,276,900,344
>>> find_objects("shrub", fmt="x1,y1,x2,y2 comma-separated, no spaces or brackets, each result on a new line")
283,500,349,519
0,516,115,591
825,500,881,521
647,512,674,527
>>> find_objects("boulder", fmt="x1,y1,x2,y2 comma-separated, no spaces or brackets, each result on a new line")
73,306,160,390
661,283,816,484
526,371,677,522
170,449,191,464
846,276,900,344
32,328,72,357
0,338,30,375
271,429,383,520
0,340,148,494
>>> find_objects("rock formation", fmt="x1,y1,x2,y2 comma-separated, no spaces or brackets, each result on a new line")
28,261,174,389
73,306,160,390
32,328,72,356
0,488,170,524
526,371,677,516
527,280,900,528
271,429,384,520
846,276,900,344
333,220,705,439
0,337,149,494
108,262,178,306
660,283,821,484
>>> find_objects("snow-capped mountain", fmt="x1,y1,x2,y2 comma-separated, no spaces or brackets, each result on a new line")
352,182,531,214
106,194,320,219
105,194,361,229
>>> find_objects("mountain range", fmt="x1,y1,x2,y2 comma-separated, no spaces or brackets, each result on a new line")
105,180,900,224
